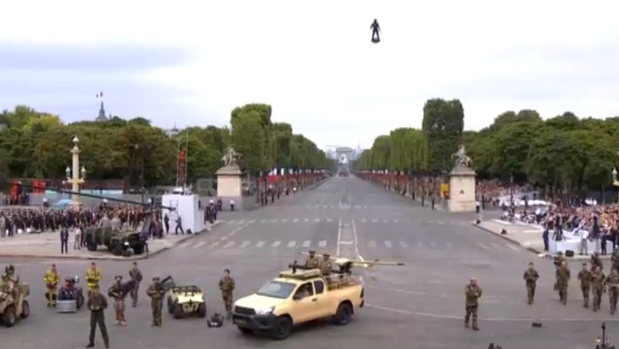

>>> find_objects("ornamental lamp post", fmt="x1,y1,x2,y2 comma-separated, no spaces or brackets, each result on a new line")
612,168,619,203
66,136,86,206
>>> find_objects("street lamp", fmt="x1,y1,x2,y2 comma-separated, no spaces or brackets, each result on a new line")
66,136,86,206
613,168,619,203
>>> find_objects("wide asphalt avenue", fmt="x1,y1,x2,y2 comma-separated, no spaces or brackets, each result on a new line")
1,176,614,349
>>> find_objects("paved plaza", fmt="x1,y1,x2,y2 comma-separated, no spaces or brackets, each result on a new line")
0,177,616,349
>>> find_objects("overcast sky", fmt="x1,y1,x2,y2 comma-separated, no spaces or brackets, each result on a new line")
0,1,617,149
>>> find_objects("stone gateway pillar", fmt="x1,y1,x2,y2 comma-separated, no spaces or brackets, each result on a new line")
447,145,477,213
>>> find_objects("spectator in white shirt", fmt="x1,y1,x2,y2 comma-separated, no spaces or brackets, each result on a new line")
580,228,589,255
73,226,82,250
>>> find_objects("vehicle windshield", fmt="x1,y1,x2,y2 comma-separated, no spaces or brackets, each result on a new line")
256,281,296,299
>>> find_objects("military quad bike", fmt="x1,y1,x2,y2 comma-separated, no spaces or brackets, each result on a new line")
162,276,207,319
0,282,31,327
84,226,146,256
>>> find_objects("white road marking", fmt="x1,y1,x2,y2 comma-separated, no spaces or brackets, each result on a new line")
430,241,437,247
383,219,389,223
323,205,328,208
270,219,278,223
256,241,265,247
319,240,327,247
336,219,342,256
193,241,206,249
287,241,296,247
384,241,392,248
476,242,490,249
179,242,191,249
226,220,235,224
248,220,256,224
281,219,288,223
237,220,245,224
368,240,376,247
304,218,310,222
393,220,399,223
302,240,311,247
223,241,235,248
417,242,423,247
491,243,502,249
272,241,281,247
372,219,378,223
326,218,332,222
361,219,367,223
239,241,251,248
293,219,299,222
260,219,267,223
446,242,454,248
400,241,407,248
314,218,320,222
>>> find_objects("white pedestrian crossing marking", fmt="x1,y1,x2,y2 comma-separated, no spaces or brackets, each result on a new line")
179,242,191,249
323,205,328,208
361,219,367,223
446,242,454,248
270,219,278,223
223,241,235,248
281,219,288,223
506,244,519,251
314,218,320,222
288,241,296,247
260,219,267,223
430,241,437,247
491,243,502,249
302,240,311,247
417,242,423,247
193,241,206,249
272,241,281,247
400,241,407,248
393,220,399,223
368,240,376,247
256,241,265,247
237,220,245,224
319,240,327,247
330,205,335,208
226,220,235,224
248,220,256,224
372,219,378,223
240,241,251,248
326,218,332,222
476,242,489,249
384,241,392,248
293,219,299,222
383,219,389,223
304,218,309,222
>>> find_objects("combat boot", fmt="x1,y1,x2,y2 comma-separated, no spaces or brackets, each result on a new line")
86,343,94,348
464,321,469,328
472,325,479,331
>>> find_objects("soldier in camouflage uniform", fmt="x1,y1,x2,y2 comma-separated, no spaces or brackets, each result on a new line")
464,277,482,331
556,261,571,305
553,252,566,291
591,265,606,312
607,269,619,314
146,277,164,326
87,284,110,348
304,250,320,269
522,262,539,305
577,262,592,308
219,269,235,319
612,250,619,273
319,254,333,276
591,252,603,271
128,262,143,307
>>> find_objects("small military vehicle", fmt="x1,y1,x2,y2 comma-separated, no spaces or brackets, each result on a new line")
0,281,31,327
84,226,146,256
57,276,85,313
162,276,207,319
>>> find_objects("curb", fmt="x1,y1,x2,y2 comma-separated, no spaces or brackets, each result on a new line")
470,222,542,255
0,221,222,260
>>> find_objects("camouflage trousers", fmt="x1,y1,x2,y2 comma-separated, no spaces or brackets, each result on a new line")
610,289,618,314
130,284,139,307
558,285,568,304
114,299,126,324
151,300,163,326
464,305,478,328
581,286,590,307
45,287,57,306
593,288,604,311
222,293,233,313
526,283,536,304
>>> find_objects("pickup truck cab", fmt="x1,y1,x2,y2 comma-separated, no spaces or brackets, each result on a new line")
232,268,364,340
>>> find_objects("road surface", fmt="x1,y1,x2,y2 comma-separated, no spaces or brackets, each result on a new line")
0,177,614,349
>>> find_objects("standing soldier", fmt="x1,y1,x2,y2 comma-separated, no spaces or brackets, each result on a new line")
44,264,60,307
464,277,482,331
607,269,619,314
591,252,604,270
128,262,143,307
146,277,164,326
522,262,539,304
304,250,320,269
107,276,127,326
591,265,606,312
577,263,593,308
219,269,235,320
87,284,110,348
86,262,102,296
612,250,619,273
553,251,565,291
319,254,333,276
556,261,571,305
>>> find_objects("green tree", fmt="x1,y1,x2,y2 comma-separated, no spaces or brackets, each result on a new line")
421,99,464,171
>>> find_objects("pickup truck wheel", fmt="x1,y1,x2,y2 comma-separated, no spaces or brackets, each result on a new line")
173,303,184,319
167,297,174,314
237,326,252,335
271,316,292,340
333,303,352,325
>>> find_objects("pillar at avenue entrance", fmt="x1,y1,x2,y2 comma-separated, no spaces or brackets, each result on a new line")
448,145,476,213
65,136,86,206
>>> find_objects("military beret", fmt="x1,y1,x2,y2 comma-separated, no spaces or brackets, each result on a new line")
309,250,316,253
115,275,122,280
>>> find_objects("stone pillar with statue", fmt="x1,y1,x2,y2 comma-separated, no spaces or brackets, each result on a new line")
65,136,86,206
447,145,477,213
216,147,255,211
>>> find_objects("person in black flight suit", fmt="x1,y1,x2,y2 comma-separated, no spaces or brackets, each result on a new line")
87,284,110,348
60,225,69,254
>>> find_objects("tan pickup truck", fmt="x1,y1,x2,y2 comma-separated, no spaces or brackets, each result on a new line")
232,268,364,340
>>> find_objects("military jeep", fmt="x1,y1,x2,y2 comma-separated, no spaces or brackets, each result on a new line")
84,227,146,256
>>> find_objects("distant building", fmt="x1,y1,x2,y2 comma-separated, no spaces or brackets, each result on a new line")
164,124,179,137
95,100,107,121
